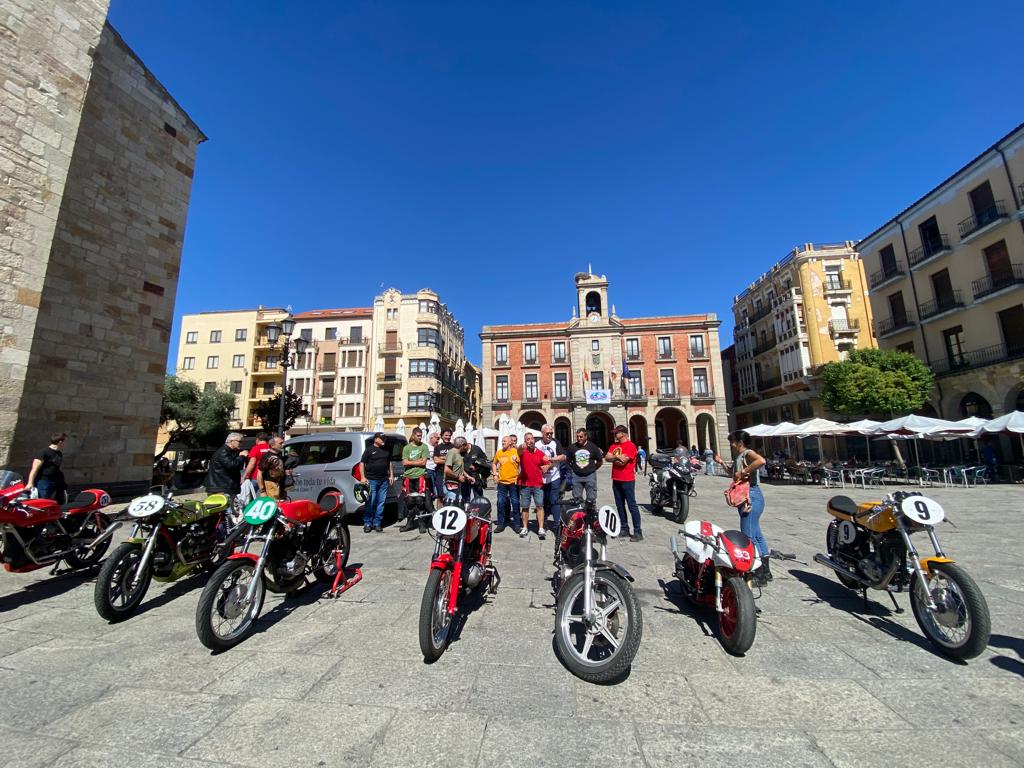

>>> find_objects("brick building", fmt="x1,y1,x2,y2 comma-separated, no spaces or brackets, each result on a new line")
1,2,205,489
480,272,728,452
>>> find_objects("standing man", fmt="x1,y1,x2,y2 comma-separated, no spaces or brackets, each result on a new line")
424,432,440,508
536,424,566,530
492,434,521,533
242,431,270,498
358,432,393,533
606,425,642,541
432,428,454,509
637,444,648,476
443,437,472,504
400,427,430,533
703,445,715,475
257,435,286,501
205,433,247,497
517,432,550,539
25,432,68,502
566,427,603,506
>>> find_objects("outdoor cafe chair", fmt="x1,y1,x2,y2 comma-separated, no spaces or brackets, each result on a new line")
820,466,844,488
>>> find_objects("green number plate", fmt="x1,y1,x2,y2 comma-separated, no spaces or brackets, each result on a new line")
243,496,278,525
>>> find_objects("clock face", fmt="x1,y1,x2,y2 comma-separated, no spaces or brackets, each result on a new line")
588,312,601,323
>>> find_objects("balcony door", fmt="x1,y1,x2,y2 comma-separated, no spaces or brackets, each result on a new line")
385,330,398,350
931,269,955,308
969,180,995,218
888,292,907,324
384,356,397,379
984,240,1011,283
879,244,897,275
998,305,1024,355
918,216,942,254
942,326,966,369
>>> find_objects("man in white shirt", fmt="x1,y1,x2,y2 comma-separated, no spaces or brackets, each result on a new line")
537,424,566,530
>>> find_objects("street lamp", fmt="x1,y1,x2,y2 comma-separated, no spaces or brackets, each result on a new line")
266,315,309,434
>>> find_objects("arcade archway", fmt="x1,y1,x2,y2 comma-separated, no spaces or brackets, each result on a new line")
586,412,614,451
629,415,649,452
655,407,686,450
695,413,717,453
554,417,572,447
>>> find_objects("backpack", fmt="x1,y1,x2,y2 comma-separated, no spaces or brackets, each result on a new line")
259,451,285,482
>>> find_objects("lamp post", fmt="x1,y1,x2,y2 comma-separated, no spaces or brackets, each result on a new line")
265,315,310,435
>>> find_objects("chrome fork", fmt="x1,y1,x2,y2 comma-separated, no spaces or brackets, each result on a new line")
897,520,937,610
582,526,594,622
131,523,161,586
244,523,276,604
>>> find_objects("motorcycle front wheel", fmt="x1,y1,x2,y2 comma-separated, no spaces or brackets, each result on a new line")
196,559,265,652
419,567,454,663
718,575,756,655
673,492,690,524
910,562,990,660
94,542,152,621
554,570,642,684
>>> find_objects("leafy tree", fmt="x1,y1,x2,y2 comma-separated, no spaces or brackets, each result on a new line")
251,390,309,432
158,376,236,455
820,349,934,418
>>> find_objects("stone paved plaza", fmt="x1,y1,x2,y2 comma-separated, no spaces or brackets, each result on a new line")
1,475,1022,767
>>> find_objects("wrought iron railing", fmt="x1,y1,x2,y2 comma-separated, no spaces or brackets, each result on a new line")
907,234,951,267
875,313,915,336
957,201,1007,238
918,290,964,321
869,261,906,288
972,264,1024,300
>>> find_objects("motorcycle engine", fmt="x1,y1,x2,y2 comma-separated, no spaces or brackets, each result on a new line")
464,563,484,589
827,519,869,568
278,551,307,579
179,523,214,563
26,523,70,560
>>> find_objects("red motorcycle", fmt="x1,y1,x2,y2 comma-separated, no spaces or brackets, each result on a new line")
418,497,499,662
399,475,431,534
0,470,117,577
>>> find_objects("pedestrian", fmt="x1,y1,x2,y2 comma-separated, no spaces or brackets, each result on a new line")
400,427,430,533
25,432,68,502
567,427,603,506
492,434,521,533
443,437,472,504
243,431,270,499
153,456,174,488
714,431,770,585
425,432,440,507
463,442,489,501
703,445,715,475
205,432,246,496
432,429,454,510
358,432,393,533
606,424,643,541
690,445,698,459
637,444,647,476
537,424,566,531
257,435,286,501
517,432,550,539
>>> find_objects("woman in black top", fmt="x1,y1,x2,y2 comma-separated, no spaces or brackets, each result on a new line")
27,432,68,502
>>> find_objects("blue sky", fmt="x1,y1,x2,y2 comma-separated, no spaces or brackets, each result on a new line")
107,1,1021,366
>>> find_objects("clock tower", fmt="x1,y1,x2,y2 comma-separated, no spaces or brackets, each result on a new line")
575,270,611,325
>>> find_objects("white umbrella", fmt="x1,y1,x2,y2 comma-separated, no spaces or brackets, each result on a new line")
473,429,487,450
395,418,406,436
746,424,775,437
481,427,499,438
515,422,526,445
841,419,882,463
872,414,973,475
972,411,1024,435
419,422,427,433
374,414,384,432
789,418,842,461
454,419,465,439
466,420,474,433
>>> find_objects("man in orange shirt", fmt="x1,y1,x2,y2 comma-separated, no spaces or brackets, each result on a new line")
492,435,521,533
605,425,642,541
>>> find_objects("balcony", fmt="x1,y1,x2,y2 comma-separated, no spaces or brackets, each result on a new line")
551,356,568,365
972,264,1024,301
771,287,802,309
625,353,642,363
958,201,1008,239
378,342,403,355
757,374,782,392
250,364,280,376
316,363,336,376
316,391,335,401
869,261,906,289
522,395,541,403
823,279,853,294
687,348,710,361
875,313,916,338
523,357,539,367
382,405,395,415
828,319,860,338
657,392,681,405
931,342,1024,376
907,235,952,268
748,304,772,324
753,334,778,356
621,392,648,404
376,373,402,387
493,357,510,368
656,351,675,362
690,390,715,404
918,291,965,322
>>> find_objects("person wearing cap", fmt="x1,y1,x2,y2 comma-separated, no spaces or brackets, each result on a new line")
605,424,643,541
358,432,393,533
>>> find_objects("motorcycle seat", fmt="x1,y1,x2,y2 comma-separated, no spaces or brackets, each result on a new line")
827,495,859,518
60,490,101,514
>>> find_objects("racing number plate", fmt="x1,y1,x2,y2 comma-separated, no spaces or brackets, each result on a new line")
597,504,620,537
900,495,945,526
243,496,279,525
432,506,467,537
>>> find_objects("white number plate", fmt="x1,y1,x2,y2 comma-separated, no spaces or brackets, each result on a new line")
126,494,165,518
597,505,620,538
900,496,945,526
432,506,467,537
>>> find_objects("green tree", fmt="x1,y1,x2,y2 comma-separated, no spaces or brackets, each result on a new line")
251,390,309,432
820,349,934,418
158,376,236,455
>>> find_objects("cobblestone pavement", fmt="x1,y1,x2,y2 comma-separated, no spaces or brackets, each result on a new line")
1,475,1022,767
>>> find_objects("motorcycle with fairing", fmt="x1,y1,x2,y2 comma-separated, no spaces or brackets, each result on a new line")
816,490,990,659
195,491,349,651
648,453,697,523
552,502,642,683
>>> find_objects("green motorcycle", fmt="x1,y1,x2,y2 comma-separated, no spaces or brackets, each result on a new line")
94,488,243,621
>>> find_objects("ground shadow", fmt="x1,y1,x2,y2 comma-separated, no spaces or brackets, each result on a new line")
0,565,100,613
656,577,714,639
127,570,210,619
988,633,1024,678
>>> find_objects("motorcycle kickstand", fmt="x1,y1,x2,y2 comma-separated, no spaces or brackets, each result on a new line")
327,548,363,598
860,588,870,613
487,564,501,594
885,590,904,614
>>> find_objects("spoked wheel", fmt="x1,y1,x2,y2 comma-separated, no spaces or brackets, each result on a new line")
419,567,454,663
910,562,990,660
673,492,690,524
196,559,265,652
554,570,642,684
65,515,112,568
94,542,152,621
718,575,757,655
315,521,351,583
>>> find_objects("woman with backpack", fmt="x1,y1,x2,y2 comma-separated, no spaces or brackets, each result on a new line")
714,430,771,587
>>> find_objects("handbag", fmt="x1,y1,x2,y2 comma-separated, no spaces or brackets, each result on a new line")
724,480,750,508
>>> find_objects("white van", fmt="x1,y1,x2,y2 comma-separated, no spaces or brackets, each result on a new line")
284,432,408,520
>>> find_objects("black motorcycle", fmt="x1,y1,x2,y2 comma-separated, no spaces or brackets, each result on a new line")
648,453,695,523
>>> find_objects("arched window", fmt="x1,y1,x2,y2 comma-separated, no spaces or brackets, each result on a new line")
960,392,992,419
585,291,602,316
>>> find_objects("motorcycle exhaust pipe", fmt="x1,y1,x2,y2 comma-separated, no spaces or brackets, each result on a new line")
813,553,869,586
82,519,122,554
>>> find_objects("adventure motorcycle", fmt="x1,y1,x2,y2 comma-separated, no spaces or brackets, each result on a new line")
399,475,431,533
419,497,499,662
816,491,990,660
94,488,244,621
648,453,697,523
195,491,348,651
0,470,117,577
552,502,642,683
670,519,760,655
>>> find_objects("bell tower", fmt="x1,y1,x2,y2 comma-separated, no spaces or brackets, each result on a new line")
575,270,610,325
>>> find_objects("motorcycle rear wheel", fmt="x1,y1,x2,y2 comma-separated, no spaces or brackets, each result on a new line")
419,567,454,662
196,559,265,652
673,492,690,524
718,575,756,655
825,520,861,589
315,521,351,583
65,515,112,569
94,542,152,622
910,562,990,660
554,570,642,684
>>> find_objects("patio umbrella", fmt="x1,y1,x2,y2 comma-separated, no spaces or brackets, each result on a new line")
395,418,406,436
842,419,882,463
374,414,385,433
872,415,974,473
791,417,843,461
972,410,1024,455
454,419,465,439
419,422,427,433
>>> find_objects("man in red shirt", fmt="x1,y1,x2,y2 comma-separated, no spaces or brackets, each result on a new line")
242,432,270,499
605,425,642,541
517,432,550,539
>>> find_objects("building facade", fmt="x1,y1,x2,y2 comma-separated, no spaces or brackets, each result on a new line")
368,288,472,431
858,123,1024,422
2,4,205,489
480,272,728,452
731,242,875,430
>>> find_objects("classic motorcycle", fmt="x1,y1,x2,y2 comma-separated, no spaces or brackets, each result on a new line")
552,502,642,683
419,497,500,662
648,453,697,523
0,470,117,577
816,491,990,660
670,519,760,655
195,491,348,651
93,488,244,621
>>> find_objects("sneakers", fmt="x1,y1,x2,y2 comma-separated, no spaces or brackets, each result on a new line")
538,528,546,540
373,525,383,533
629,532,643,542
519,528,528,538
363,525,372,533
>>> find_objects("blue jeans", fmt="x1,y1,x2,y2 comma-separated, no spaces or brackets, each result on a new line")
612,480,642,535
364,478,389,527
543,476,563,526
496,483,520,528
36,478,61,501
705,459,715,475
740,485,769,557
